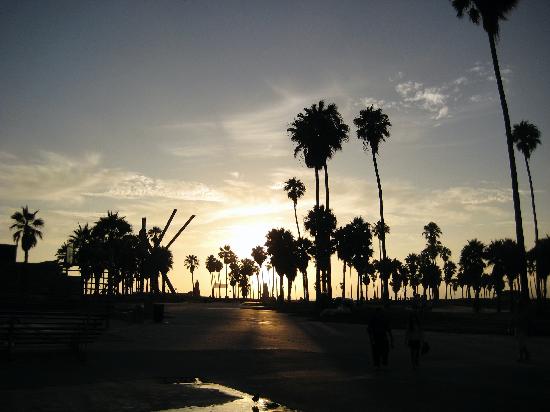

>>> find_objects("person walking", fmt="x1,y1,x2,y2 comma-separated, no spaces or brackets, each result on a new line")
367,307,393,369
405,312,423,369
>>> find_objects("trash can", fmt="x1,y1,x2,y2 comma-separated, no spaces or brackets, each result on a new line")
153,303,164,323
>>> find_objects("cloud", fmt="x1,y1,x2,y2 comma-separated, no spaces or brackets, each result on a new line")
360,97,398,109
0,151,222,204
395,81,450,120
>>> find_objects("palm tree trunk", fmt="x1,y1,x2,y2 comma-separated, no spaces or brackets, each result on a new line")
293,202,301,238
24,249,29,263
342,261,346,299
488,32,528,302
372,152,388,302
524,156,541,300
323,165,332,299
225,264,228,298
314,167,321,300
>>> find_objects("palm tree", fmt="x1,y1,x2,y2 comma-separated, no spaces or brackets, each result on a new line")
205,255,217,297
265,228,297,301
485,239,511,311
93,211,133,294
373,220,390,261
10,206,44,263
239,258,256,299
251,245,267,299
71,223,104,294
354,105,392,301
451,0,528,301
147,226,163,245
334,225,353,299
405,253,421,296
532,236,549,298
146,246,173,294
512,120,542,298
459,239,486,303
284,177,306,238
184,254,199,293
443,260,457,300
288,100,349,299
304,206,337,296
218,245,237,298
295,237,313,301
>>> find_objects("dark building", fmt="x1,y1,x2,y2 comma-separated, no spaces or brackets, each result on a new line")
0,244,16,264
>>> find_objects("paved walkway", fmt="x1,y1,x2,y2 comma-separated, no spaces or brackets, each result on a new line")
2,302,549,411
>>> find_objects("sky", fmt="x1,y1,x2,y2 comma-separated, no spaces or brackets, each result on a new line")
1,0,549,298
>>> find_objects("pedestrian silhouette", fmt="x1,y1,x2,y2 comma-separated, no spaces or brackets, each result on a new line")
367,307,393,369
405,312,423,369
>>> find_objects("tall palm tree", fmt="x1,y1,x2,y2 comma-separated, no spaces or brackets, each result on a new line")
284,177,306,238
288,100,349,300
218,245,236,298
251,245,267,299
184,254,199,293
354,105,392,301
10,206,44,263
512,120,542,298
451,0,528,301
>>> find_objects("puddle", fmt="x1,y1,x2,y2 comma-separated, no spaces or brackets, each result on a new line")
156,379,297,412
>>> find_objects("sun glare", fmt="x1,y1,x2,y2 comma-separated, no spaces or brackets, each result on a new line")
223,221,278,259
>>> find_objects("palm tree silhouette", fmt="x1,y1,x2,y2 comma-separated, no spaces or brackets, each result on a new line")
184,254,199,293
251,245,267,299
354,106,392,301
288,100,349,299
512,120,542,298
334,224,353,299
10,206,44,263
265,228,297,301
147,246,173,293
485,239,515,310
218,245,237,298
405,253,420,296
451,0,528,301
93,211,132,294
205,255,222,297
459,239,486,302
295,237,313,301
284,177,306,238
239,258,256,299
373,220,390,261
304,206,337,295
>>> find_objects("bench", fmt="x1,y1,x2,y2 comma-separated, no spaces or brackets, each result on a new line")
0,310,107,358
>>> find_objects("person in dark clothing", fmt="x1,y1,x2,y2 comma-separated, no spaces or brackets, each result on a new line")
367,307,393,368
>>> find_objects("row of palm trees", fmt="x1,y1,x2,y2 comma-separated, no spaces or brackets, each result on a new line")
278,1,545,305
202,218,548,305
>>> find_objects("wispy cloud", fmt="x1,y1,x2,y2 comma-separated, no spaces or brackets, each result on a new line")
0,151,222,204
